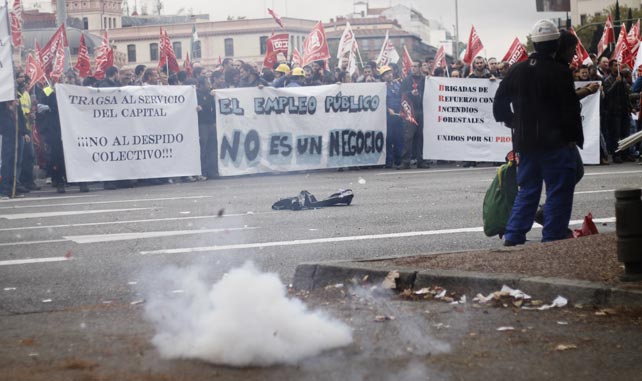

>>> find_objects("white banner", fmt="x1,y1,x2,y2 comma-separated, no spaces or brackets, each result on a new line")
423,78,600,164
56,84,201,182
0,5,15,102
215,83,387,176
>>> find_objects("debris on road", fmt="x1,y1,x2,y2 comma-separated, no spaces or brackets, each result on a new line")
555,344,578,351
381,271,399,289
496,326,515,331
374,315,395,322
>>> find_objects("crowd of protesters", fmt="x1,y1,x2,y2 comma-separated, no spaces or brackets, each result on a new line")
1,38,641,198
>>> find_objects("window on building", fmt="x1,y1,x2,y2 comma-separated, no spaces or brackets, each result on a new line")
83,17,88,30
260,36,268,55
224,38,234,57
113,18,117,28
150,43,159,61
290,35,294,52
108,18,112,29
173,42,182,59
193,40,202,59
127,44,136,62
103,17,107,29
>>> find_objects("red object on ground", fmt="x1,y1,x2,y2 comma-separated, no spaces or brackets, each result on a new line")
573,213,599,238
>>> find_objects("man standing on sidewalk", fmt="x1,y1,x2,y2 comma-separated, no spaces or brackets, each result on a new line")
493,20,583,245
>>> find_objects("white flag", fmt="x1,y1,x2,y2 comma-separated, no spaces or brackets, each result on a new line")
337,22,355,68
376,31,400,66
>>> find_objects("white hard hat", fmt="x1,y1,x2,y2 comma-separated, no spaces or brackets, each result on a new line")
531,19,560,42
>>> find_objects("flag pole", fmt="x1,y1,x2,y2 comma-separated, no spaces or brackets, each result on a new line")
5,0,18,197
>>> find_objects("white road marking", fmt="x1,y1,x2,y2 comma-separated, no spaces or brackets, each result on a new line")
140,217,615,255
0,208,152,220
0,211,271,232
64,226,257,244
0,195,97,203
378,167,494,176
584,170,642,176
574,189,615,195
0,196,211,210
0,239,69,247
0,257,69,266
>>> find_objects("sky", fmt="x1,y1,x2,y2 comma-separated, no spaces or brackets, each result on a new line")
24,0,569,58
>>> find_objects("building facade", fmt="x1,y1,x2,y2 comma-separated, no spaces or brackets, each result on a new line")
571,0,642,25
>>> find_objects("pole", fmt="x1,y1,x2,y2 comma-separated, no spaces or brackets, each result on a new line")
11,102,18,198
454,0,460,60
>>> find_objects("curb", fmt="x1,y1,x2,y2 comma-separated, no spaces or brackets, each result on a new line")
292,261,642,307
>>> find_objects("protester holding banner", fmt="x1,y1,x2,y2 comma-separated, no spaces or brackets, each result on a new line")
380,66,403,168
0,100,30,198
195,76,217,179
311,60,334,85
603,59,634,163
17,73,39,191
398,60,429,169
493,19,583,246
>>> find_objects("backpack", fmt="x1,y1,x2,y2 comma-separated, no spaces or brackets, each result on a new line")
482,161,518,237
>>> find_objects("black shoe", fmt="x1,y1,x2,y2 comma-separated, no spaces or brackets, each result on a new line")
503,240,519,247
56,184,66,193
79,183,90,193
613,156,623,164
534,206,544,225
417,162,431,169
396,163,411,170
25,183,41,191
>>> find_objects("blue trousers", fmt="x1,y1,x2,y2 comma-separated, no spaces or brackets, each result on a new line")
505,146,577,243
386,115,403,166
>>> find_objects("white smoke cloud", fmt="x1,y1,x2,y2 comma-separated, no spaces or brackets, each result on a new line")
144,262,353,367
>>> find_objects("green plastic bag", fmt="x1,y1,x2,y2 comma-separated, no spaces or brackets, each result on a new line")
483,161,518,237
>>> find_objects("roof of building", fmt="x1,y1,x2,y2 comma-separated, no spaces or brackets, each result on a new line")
23,28,103,52
325,27,415,39
122,14,209,27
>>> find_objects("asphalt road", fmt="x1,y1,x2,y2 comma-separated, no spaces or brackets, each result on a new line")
0,162,640,316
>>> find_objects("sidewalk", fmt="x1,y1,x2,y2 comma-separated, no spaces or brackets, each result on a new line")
293,232,642,306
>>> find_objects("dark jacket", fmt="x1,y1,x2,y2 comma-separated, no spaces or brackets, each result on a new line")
196,88,216,125
603,74,632,115
493,52,583,152
399,74,425,116
96,77,121,88
0,102,28,137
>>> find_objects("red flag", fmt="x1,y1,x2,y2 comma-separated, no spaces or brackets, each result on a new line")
401,45,413,78
292,48,303,67
462,25,484,65
267,8,285,29
40,24,68,77
50,40,65,82
612,24,633,67
263,33,289,68
74,33,92,78
10,0,23,48
501,37,528,66
94,31,113,80
628,20,640,64
302,21,330,66
24,54,46,91
568,27,592,68
598,14,615,57
400,94,418,126
431,45,447,75
159,28,180,73
183,51,192,76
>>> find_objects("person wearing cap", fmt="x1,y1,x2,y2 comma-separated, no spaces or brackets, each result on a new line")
398,60,430,169
493,19,583,246
273,63,291,88
379,66,403,168
286,67,304,87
